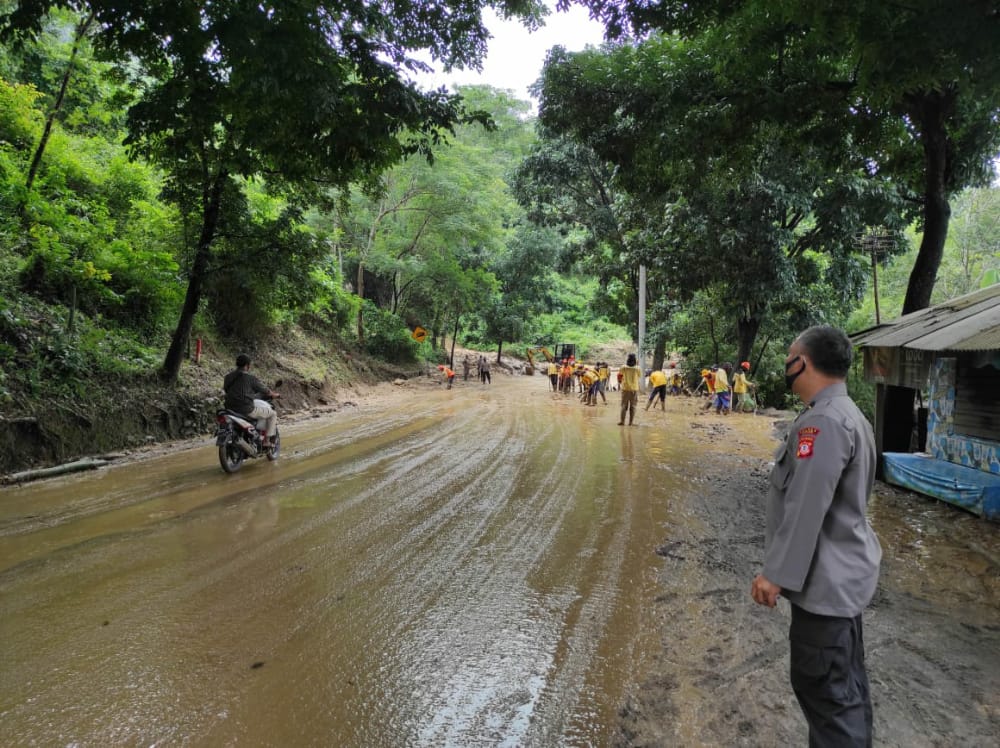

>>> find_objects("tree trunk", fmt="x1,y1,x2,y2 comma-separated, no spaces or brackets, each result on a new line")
496,341,503,363
651,335,667,370
736,314,761,367
19,11,95,217
751,334,771,375
161,172,226,383
449,316,459,367
356,261,365,343
67,284,77,333
5,457,107,485
707,315,719,364
902,89,954,315
882,89,953,454
430,310,440,350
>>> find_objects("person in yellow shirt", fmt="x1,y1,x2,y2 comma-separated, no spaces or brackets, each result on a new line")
597,361,610,403
713,363,731,414
618,353,642,425
580,366,599,406
733,361,756,412
668,363,682,395
645,368,668,411
574,362,587,394
547,360,559,392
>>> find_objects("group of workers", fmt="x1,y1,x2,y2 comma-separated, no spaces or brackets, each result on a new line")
437,355,493,389
443,330,882,746
544,358,614,402
441,351,758,419
696,361,757,414
541,355,757,420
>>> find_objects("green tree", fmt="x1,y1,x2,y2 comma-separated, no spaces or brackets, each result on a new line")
481,222,559,360
936,187,1000,298
571,0,1000,315
534,36,904,364
3,0,545,382
333,85,537,351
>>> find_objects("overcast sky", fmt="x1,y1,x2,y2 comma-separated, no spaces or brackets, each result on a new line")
414,4,607,106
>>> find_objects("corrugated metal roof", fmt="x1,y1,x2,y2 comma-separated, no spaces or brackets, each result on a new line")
851,284,1000,352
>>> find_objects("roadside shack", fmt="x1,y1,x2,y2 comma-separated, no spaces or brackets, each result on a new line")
851,284,1000,520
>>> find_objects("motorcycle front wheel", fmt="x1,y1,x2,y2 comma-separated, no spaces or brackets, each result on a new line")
266,432,281,461
219,439,246,473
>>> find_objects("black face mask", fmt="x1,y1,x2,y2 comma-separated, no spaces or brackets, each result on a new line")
785,355,806,390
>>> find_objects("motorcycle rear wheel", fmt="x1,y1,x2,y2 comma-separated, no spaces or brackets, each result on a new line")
219,440,245,473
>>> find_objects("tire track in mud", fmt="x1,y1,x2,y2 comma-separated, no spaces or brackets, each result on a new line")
1,393,505,743
306,394,609,745
1,379,729,745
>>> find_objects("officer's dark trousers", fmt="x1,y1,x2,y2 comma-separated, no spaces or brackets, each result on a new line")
789,605,873,747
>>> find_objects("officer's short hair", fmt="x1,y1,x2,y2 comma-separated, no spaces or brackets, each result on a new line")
797,325,852,378
626,354,637,366
236,353,251,368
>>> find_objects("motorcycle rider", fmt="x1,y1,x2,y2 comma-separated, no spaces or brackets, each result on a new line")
223,353,278,448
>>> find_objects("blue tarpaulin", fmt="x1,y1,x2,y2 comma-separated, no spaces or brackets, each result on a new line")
883,452,1000,520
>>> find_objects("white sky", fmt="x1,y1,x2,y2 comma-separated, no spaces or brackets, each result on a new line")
414,4,607,107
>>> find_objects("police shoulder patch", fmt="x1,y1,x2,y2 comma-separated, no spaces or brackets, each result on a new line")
797,426,819,458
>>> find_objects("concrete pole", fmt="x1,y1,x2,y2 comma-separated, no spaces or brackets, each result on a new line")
638,264,647,390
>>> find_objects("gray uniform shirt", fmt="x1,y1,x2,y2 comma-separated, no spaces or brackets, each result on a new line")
764,382,882,617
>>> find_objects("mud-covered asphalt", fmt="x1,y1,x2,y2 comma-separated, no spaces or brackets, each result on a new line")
0,372,997,746
619,411,999,747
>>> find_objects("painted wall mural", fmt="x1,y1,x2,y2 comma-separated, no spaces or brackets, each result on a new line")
926,357,1000,475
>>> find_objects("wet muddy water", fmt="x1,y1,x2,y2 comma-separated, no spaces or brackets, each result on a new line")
3,374,997,746
1,376,716,745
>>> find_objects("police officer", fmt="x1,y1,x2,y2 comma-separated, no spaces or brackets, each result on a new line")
751,325,882,746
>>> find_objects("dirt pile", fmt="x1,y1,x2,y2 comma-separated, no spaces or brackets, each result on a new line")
616,444,1000,746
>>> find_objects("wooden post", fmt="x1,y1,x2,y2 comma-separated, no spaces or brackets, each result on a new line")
874,383,887,479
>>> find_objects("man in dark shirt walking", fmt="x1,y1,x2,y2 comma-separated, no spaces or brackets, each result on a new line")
223,353,279,447
751,325,881,746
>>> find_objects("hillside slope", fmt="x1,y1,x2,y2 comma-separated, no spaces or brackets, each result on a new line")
0,326,426,475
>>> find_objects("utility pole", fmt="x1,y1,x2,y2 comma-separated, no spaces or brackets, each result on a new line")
856,228,896,325
638,264,647,389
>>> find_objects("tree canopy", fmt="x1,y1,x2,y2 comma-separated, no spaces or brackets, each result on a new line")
2,0,547,381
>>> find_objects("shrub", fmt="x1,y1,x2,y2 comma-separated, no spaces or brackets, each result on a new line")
361,301,419,363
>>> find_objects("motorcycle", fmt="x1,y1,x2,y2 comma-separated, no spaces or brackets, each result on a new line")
215,384,282,473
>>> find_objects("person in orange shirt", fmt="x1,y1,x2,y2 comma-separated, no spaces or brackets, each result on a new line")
700,368,715,394
437,364,455,389
560,360,574,394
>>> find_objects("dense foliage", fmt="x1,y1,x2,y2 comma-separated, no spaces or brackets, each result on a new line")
0,1,995,418
0,7,626,406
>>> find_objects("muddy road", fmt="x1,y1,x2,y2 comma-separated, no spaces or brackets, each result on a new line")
1,373,998,746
